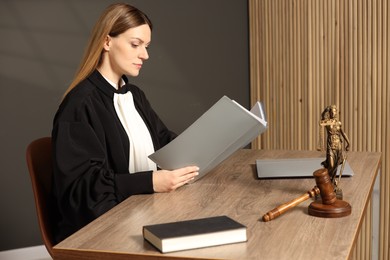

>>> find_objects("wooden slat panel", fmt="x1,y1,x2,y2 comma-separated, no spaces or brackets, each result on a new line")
249,0,389,258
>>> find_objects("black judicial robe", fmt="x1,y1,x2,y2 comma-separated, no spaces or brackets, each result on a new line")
52,70,176,242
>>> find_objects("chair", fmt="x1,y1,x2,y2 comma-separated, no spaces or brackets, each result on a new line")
26,137,59,258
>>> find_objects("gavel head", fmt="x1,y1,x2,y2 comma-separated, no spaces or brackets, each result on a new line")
313,168,337,205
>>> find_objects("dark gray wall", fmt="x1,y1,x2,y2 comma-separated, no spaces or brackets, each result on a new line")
0,0,249,250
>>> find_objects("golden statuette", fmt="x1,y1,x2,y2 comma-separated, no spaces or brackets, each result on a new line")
317,105,350,199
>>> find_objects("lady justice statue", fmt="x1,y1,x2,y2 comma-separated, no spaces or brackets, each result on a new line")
318,105,350,198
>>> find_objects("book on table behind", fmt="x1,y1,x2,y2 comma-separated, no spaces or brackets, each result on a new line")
143,215,247,253
148,95,267,182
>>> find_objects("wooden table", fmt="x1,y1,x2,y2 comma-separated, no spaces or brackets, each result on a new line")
53,149,381,260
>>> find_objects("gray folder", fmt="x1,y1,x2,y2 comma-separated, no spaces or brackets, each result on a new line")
149,96,267,182
256,157,354,179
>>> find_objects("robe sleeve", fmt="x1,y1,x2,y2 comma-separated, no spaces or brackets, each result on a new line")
52,112,154,231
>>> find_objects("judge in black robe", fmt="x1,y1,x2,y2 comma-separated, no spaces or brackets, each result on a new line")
52,70,176,242
51,3,199,243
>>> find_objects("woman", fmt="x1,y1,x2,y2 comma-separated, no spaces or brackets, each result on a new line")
52,3,199,242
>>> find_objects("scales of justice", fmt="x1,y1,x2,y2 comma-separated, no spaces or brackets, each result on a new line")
263,105,352,221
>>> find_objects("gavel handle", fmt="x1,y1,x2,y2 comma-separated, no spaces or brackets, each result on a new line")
262,187,320,222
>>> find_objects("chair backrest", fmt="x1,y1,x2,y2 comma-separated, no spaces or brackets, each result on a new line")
26,137,59,257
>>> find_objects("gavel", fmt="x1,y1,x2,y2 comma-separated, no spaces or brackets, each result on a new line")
263,168,351,222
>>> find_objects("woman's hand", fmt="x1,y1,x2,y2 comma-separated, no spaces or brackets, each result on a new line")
152,166,199,192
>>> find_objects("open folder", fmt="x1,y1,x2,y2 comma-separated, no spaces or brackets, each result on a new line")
148,96,268,182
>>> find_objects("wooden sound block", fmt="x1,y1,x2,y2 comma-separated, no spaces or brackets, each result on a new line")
308,200,352,218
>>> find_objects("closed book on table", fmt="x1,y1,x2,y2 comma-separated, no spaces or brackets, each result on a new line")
143,215,247,253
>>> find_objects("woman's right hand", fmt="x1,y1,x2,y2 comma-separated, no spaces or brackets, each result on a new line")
152,166,199,193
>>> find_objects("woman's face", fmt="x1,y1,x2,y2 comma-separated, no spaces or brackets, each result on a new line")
103,24,151,79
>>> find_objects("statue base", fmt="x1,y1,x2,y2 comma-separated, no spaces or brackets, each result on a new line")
308,199,351,218
334,186,343,200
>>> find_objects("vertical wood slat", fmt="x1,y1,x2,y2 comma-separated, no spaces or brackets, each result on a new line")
249,0,389,259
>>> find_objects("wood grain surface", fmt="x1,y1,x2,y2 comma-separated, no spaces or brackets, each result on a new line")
53,149,381,260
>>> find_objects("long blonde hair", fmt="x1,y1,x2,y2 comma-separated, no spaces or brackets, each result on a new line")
63,3,152,98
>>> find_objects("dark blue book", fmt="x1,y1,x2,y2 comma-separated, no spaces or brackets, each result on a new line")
143,215,247,253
